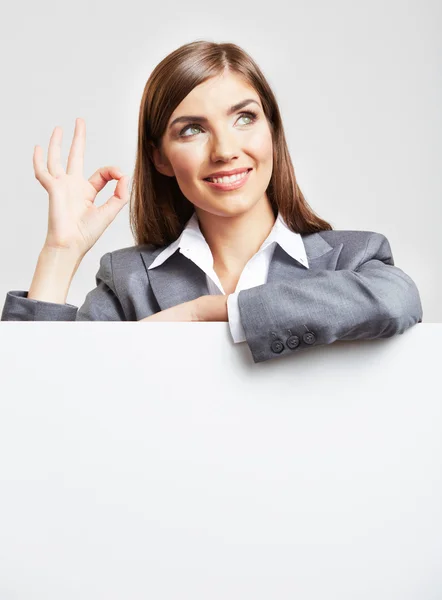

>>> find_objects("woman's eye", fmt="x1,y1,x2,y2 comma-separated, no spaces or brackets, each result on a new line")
178,111,257,138
181,124,202,137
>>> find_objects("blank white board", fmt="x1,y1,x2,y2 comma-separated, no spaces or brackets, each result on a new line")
0,323,441,599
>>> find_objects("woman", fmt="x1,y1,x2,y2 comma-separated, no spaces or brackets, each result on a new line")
1,40,423,363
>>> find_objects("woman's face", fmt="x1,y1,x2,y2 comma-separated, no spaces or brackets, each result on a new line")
152,71,274,219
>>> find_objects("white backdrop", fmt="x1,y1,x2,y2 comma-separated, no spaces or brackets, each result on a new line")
0,0,440,319
0,323,441,599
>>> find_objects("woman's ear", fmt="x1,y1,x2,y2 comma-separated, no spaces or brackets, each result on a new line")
151,143,175,178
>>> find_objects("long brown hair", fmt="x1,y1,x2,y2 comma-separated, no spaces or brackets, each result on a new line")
129,40,333,248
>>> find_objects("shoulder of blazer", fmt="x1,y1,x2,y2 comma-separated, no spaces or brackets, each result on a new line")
303,229,391,269
106,242,166,279
314,229,389,249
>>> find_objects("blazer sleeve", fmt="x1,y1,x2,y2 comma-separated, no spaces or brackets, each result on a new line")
1,252,126,321
237,232,424,363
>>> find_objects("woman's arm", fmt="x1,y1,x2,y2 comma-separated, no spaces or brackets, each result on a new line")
1,252,126,321
236,232,423,363
27,246,83,304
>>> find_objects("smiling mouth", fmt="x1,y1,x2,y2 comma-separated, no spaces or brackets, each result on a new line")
203,168,252,182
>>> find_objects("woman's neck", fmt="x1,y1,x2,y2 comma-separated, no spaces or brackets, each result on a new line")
196,197,276,278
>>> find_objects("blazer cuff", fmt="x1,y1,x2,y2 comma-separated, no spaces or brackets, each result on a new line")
1,290,78,321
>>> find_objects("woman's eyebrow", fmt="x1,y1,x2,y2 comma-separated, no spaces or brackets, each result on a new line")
168,98,260,129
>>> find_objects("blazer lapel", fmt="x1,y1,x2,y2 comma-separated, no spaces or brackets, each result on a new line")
268,232,343,282
142,249,211,311
142,232,344,311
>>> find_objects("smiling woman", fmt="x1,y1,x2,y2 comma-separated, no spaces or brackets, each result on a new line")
1,39,423,365
133,41,333,250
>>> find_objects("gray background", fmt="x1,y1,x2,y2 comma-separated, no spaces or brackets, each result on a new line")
0,0,440,318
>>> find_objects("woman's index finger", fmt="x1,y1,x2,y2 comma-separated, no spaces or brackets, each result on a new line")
66,117,86,176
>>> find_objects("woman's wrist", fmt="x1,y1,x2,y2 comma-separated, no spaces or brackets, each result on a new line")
27,246,84,304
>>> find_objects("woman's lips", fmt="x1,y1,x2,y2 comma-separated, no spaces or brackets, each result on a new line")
203,168,252,191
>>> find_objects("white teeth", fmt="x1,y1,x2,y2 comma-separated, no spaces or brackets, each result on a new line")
207,170,249,184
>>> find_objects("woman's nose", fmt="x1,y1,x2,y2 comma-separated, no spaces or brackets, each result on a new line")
209,129,240,162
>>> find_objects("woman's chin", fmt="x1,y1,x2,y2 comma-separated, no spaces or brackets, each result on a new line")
195,198,258,218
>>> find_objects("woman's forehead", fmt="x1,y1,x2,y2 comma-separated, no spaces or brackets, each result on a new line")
180,73,257,108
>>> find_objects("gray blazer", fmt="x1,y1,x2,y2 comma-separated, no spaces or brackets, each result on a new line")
1,229,423,363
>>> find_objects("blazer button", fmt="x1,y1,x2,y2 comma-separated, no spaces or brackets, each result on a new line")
302,331,316,345
286,335,300,349
270,339,284,354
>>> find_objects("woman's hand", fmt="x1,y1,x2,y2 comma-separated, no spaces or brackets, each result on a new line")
34,117,129,258
139,298,201,322
139,295,229,322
